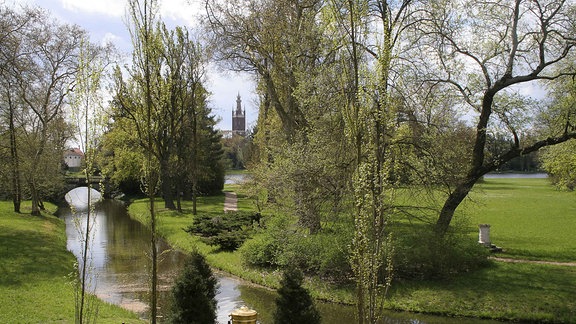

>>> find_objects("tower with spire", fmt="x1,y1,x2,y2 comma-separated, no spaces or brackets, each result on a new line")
232,93,246,136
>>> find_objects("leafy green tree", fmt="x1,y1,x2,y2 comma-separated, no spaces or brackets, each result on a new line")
206,0,351,234
0,6,82,215
273,266,321,324
414,0,576,236
168,252,218,324
0,5,39,212
540,78,576,190
541,140,576,190
121,0,162,321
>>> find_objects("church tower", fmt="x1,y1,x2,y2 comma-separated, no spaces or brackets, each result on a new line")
232,94,246,136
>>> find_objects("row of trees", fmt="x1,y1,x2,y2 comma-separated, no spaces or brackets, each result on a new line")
0,3,226,214
0,3,226,322
205,0,576,322
0,6,87,215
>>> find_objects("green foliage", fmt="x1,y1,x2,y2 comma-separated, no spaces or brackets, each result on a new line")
168,252,218,324
540,140,576,190
185,211,258,251
392,224,490,280
240,217,353,283
273,267,321,324
240,233,284,267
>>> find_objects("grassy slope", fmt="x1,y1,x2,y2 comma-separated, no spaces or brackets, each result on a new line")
0,202,143,324
128,178,576,323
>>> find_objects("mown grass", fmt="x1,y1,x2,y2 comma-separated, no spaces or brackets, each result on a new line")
0,202,143,323
468,178,576,261
388,261,576,322
127,177,576,323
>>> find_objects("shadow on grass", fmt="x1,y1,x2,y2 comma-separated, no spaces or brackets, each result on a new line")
391,260,576,320
0,228,73,287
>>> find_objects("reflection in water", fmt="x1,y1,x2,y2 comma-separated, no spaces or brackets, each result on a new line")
62,194,500,323
62,198,263,322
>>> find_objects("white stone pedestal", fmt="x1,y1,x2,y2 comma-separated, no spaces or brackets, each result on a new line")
478,224,491,246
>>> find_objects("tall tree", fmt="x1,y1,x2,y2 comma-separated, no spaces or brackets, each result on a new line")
10,7,82,216
539,77,576,189
415,0,576,236
121,0,162,321
327,0,419,322
205,0,349,234
0,6,39,213
205,0,320,140
69,35,113,324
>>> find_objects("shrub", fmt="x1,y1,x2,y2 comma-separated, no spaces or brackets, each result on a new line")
168,252,218,324
273,267,321,324
185,211,260,251
239,233,283,267
240,224,353,283
392,224,490,280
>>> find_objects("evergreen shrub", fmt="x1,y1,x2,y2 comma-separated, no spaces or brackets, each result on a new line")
185,211,259,251
168,252,218,324
273,267,321,324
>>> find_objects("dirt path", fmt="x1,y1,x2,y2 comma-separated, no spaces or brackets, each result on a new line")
224,191,238,212
491,257,576,267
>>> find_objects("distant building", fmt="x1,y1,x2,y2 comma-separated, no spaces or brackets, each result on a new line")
232,94,246,136
63,148,84,171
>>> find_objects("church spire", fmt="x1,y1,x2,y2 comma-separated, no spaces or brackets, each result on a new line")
236,93,242,115
232,93,246,135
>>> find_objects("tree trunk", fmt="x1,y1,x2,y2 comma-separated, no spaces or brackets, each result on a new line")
435,175,481,236
9,103,21,213
192,179,197,215
29,180,41,216
160,160,176,209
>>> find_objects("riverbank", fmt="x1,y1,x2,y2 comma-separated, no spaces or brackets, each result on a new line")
127,179,576,323
0,201,144,323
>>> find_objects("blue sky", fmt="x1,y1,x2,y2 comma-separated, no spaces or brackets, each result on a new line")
7,0,258,131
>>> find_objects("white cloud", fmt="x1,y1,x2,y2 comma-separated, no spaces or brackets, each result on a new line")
58,0,204,26
159,0,203,27
59,0,126,17
101,32,123,47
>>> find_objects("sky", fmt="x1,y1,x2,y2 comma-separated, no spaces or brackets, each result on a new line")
6,0,258,131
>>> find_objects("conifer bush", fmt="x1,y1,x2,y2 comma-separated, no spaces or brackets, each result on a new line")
273,267,321,324
168,252,218,324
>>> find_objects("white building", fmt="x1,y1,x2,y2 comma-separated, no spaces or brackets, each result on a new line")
63,148,84,171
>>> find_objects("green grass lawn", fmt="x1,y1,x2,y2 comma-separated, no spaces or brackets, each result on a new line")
468,178,576,261
388,261,576,323
0,202,143,324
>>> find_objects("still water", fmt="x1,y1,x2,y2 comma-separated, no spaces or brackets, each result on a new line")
62,192,501,323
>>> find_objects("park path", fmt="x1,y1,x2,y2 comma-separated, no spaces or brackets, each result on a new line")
224,191,238,212
491,257,576,267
